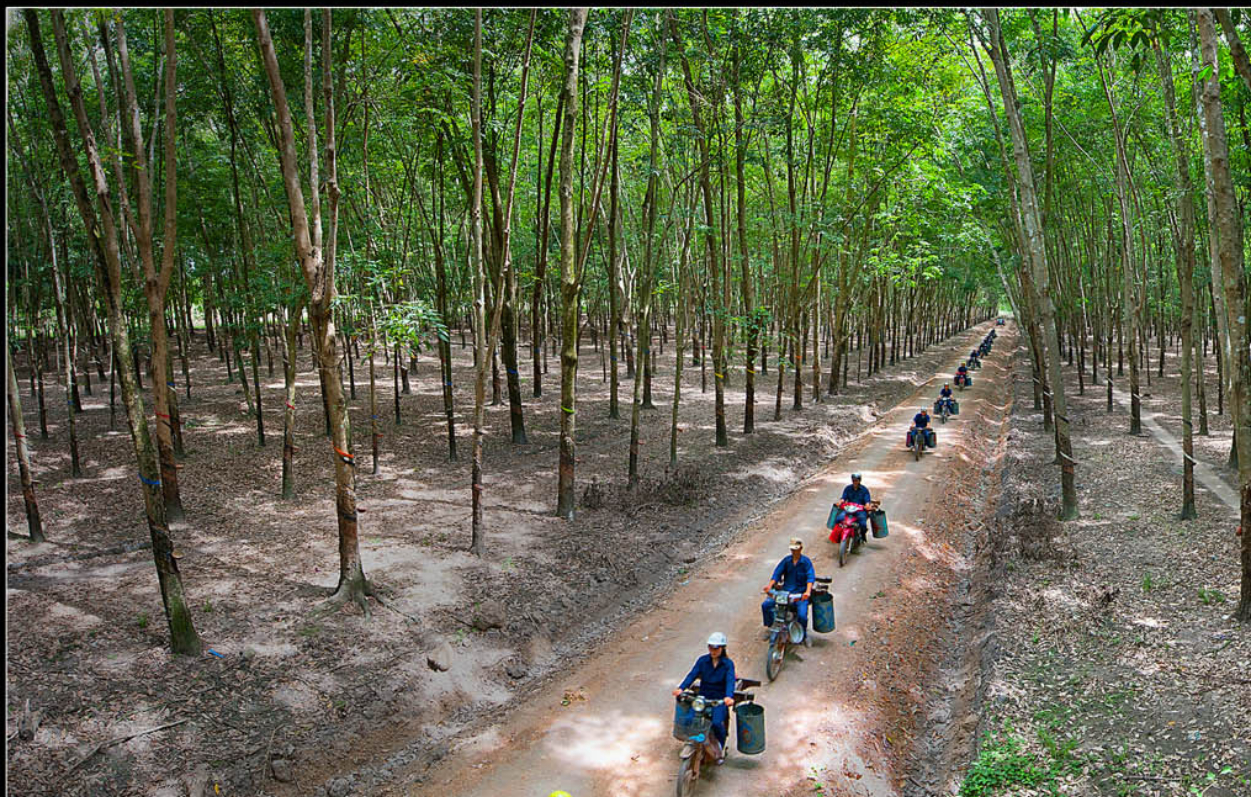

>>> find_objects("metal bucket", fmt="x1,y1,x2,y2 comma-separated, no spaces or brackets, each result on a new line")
735,703,766,755
951,399,960,416
925,429,937,448
870,510,889,538
826,503,840,529
811,591,836,632
788,618,805,645
673,702,710,741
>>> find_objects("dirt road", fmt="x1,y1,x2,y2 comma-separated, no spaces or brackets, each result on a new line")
405,326,1013,797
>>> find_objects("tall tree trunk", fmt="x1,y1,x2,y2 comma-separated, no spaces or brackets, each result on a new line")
32,8,200,654
470,10,489,551
984,8,1078,520
255,9,371,613
7,350,45,542
282,301,304,499
630,13,662,486
1196,10,1251,622
556,9,589,520
1154,36,1198,519
671,10,728,446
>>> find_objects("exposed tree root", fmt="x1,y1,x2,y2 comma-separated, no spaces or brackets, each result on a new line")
310,576,422,625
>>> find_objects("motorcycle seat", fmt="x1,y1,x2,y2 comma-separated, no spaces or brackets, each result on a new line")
737,678,761,689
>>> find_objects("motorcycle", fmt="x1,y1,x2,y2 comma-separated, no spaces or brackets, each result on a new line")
674,678,761,796
910,425,925,460
829,500,877,567
955,373,971,390
938,398,952,424
763,576,832,681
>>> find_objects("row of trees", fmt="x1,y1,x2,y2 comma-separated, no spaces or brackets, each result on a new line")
967,9,1250,621
9,9,1245,656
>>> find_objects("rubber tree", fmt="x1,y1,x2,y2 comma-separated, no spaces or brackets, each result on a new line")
1194,10,1251,623
670,9,729,447
1151,23,1198,519
116,10,186,519
555,8,589,519
7,347,45,542
983,8,1078,520
29,8,200,654
255,9,374,615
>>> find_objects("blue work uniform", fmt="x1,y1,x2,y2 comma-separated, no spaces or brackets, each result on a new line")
762,554,816,632
836,484,871,534
940,387,953,398
841,483,872,505
909,412,933,448
678,654,736,748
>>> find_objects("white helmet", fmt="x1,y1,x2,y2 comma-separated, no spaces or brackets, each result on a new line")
706,631,728,647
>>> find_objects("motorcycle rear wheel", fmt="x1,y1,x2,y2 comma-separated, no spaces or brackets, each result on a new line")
677,754,698,797
766,638,786,681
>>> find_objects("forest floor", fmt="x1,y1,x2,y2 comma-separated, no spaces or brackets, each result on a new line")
951,338,1251,797
7,319,994,797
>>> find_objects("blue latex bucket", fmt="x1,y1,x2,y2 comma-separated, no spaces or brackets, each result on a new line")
735,703,766,755
811,591,836,633
673,702,709,741
871,510,889,538
951,399,960,416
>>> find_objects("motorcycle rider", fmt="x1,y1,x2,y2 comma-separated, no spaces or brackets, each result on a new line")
938,383,955,415
761,537,816,644
909,406,933,449
834,473,872,539
956,361,970,386
672,632,736,764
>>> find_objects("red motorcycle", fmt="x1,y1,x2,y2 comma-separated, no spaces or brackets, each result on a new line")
828,500,879,567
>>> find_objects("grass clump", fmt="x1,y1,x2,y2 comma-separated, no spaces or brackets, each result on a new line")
960,726,1047,797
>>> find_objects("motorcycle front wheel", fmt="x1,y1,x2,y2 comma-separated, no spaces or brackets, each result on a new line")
914,438,923,461
677,754,698,797
766,637,786,681
839,535,851,567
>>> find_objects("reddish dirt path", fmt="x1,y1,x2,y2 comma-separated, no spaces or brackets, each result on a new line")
394,327,1016,797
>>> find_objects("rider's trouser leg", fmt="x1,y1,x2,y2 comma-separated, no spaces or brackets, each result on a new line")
711,704,729,749
796,599,810,631
761,598,776,627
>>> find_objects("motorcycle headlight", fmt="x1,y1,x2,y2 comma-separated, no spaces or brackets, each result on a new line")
692,696,706,712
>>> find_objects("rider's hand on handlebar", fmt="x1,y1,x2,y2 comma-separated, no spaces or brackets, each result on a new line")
672,688,682,698
723,697,735,707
